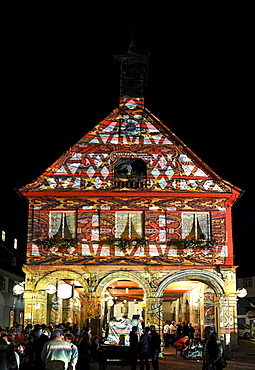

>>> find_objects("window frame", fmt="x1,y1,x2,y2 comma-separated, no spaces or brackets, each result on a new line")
49,211,77,238
115,211,144,239
182,212,211,240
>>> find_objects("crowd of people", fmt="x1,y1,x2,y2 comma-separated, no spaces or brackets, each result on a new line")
163,321,226,369
0,321,98,370
163,320,196,350
0,321,226,370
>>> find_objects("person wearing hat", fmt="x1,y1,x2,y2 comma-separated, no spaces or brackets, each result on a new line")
41,329,78,370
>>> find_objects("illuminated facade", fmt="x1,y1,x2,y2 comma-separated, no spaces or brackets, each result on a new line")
20,45,241,350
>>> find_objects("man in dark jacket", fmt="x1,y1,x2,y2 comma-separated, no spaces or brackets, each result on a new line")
203,326,225,370
138,327,150,370
129,326,138,370
149,326,161,370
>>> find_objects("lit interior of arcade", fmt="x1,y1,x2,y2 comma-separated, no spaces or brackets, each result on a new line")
44,278,215,344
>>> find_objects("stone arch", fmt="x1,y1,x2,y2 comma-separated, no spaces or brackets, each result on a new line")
34,270,89,292
95,271,151,298
155,269,225,297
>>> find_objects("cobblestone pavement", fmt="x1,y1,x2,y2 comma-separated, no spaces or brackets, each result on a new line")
92,339,255,370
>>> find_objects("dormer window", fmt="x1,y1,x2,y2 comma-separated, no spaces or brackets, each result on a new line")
114,158,147,189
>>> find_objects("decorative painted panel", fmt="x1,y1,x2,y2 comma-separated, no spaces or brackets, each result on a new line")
211,212,226,244
26,239,226,266
28,196,227,212
77,211,99,242
21,103,232,194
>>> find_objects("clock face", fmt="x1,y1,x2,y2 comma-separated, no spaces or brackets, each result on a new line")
120,117,141,136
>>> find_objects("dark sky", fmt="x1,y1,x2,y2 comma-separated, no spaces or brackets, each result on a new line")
1,7,254,275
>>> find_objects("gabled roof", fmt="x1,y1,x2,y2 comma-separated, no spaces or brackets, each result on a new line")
20,97,241,196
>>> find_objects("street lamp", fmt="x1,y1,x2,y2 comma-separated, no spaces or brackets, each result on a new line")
13,284,25,295
236,288,247,298
45,285,57,294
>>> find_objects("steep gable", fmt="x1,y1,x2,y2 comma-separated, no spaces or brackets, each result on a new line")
21,98,234,194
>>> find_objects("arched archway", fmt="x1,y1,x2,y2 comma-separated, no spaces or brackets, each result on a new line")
35,270,89,292
28,270,89,327
95,271,152,343
154,269,226,340
96,271,151,298
155,269,225,297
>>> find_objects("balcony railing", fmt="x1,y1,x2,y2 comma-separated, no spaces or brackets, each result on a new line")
114,176,147,189
169,238,218,250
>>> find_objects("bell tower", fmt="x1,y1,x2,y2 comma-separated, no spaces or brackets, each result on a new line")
115,34,149,105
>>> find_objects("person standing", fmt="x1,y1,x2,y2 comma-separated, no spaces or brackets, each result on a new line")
16,343,32,370
169,321,177,347
129,326,138,370
181,321,189,338
138,327,150,370
64,333,78,370
77,328,92,370
176,322,183,340
188,323,195,341
203,326,225,370
163,322,170,347
41,329,78,370
0,333,18,370
149,326,161,370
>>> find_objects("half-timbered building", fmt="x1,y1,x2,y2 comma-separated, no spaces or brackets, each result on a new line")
20,43,241,351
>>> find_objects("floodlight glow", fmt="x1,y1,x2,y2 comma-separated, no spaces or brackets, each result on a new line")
57,283,73,299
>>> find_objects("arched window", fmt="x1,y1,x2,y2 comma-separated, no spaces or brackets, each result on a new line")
114,159,147,189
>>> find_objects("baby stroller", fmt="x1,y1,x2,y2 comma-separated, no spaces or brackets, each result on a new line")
182,339,203,360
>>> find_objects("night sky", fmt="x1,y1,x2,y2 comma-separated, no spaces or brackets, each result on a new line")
1,8,254,276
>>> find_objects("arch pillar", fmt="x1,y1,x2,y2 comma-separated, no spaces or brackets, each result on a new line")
145,297,163,329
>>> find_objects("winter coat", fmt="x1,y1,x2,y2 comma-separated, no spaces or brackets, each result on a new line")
139,333,150,354
0,340,18,370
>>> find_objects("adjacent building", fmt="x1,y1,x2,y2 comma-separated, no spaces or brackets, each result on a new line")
237,276,255,338
0,187,26,327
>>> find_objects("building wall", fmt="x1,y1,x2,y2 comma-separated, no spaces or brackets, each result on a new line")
0,268,24,328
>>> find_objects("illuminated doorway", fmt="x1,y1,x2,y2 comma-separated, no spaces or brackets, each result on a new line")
101,279,145,344
162,280,215,339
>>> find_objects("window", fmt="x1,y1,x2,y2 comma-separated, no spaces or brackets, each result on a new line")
243,278,252,288
182,212,211,240
14,238,18,249
1,276,9,292
114,159,147,189
49,212,76,238
2,230,5,242
115,211,144,238
8,279,15,293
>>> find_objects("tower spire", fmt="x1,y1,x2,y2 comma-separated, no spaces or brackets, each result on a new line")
128,25,137,54
115,31,149,104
